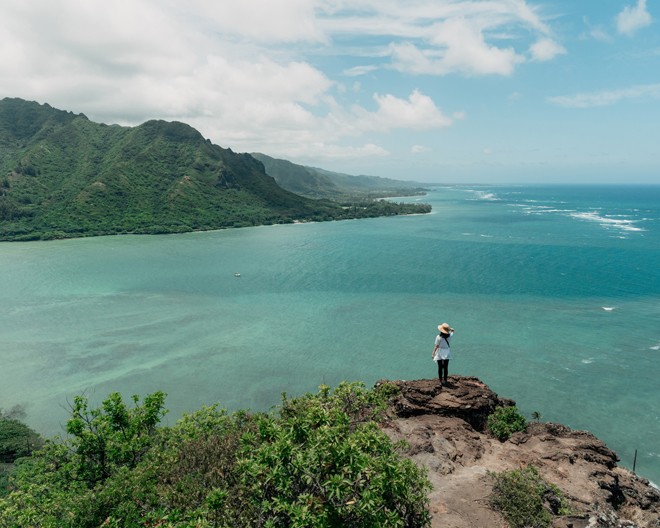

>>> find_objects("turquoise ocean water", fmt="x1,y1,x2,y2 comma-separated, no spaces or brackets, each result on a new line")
1,185,659,484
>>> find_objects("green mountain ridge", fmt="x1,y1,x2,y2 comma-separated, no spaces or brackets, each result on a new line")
0,98,430,241
252,152,427,199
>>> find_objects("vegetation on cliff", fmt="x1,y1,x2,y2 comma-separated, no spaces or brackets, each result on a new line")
3,378,659,527
0,383,431,527
251,153,427,201
486,405,528,441
0,407,42,466
0,408,43,499
0,98,430,241
489,465,571,528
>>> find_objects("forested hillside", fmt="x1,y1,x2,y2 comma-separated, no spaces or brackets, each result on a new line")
252,152,427,200
0,98,430,241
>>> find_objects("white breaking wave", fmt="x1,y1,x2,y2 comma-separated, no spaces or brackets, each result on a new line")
514,202,645,234
602,306,616,311
569,211,645,232
478,192,498,201
519,205,576,215
468,190,499,201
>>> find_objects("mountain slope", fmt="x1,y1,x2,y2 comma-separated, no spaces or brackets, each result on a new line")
0,99,369,240
251,152,427,199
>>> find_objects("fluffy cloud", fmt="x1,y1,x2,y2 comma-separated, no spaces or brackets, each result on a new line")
385,3,558,76
0,0,560,163
529,38,566,62
616,0,652,36
180,0,325,43
367,90,453,130
389,24,523,77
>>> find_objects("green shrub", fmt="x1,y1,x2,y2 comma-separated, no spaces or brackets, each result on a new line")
0,418,42,463
0,463,13,497
487,405,527,441
64,391,168,487
489,465,570,528
238,382,430,527
0,383,432,527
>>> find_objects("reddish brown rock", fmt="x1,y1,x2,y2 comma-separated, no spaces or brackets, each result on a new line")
377,376,660,528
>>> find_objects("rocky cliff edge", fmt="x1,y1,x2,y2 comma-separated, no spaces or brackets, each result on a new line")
377,376,659,528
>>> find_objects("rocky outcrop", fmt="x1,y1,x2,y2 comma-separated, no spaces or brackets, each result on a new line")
377,376,660,528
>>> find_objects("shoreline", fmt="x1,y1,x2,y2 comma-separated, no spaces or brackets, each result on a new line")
0,205,433,243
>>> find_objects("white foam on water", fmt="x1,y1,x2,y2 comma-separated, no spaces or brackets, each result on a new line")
569,211,645,233
650,344,660,351
520,205,575,215
602,306,616,311
469,190,499,201
509,200,647,236
581,358,595,364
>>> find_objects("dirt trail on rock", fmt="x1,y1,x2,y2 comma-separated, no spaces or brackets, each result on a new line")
378,377,660,528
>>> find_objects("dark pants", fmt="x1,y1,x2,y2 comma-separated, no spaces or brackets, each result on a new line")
437,359,449,383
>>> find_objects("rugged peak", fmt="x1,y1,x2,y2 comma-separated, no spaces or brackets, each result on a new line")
380,376,515,432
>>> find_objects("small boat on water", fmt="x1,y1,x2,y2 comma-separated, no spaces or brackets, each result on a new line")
234,272,241,277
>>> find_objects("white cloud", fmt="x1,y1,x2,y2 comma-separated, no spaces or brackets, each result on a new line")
282,142,390,162
529,38,566,62
342,65,378,77
388,13,534,77
366,90,453,130
0,0,560,164
189,89,453,160
176,0,326,44
616,0,652,36
547,83,660,108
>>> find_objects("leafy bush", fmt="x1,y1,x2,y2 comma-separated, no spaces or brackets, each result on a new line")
489,464,571,528
64,391,167,487
0,383,432,527
0,418,42,463
0,464,14,498
238,382,430,527
0,392,168,526
487,405,527,441
0,414,42,496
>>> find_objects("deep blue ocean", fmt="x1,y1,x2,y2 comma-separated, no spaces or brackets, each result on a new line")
1,184,658,484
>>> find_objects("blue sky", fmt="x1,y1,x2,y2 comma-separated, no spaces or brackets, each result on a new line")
1,0,659,183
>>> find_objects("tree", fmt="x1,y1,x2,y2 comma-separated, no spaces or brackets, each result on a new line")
64,391,167,486
0,418,42,463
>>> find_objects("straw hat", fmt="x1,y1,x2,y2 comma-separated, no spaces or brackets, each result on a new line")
438,323,454,334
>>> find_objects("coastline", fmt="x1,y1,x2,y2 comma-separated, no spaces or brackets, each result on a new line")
0,198,432,242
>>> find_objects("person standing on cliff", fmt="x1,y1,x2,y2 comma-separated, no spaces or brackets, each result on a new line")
432,323,454,388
